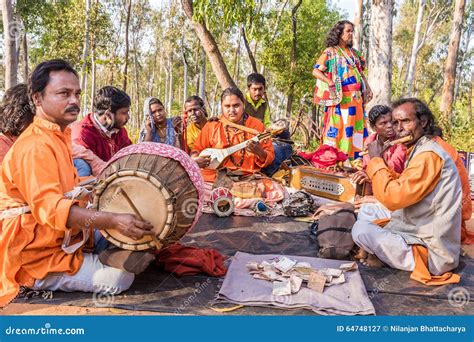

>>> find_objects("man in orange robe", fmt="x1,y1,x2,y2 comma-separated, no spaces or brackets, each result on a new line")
191,87,274,183
0,59,153,307
352,98,461,285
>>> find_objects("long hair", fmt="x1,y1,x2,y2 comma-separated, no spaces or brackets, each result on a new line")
392,98,443,137
220,87,245,104
326,20,354,47
0,83,34,136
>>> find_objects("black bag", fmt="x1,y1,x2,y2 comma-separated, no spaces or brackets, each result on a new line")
282,191,315,217
310,203,357,260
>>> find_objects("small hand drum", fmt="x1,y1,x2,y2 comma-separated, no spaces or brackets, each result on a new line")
93,143,203,251
209,187,234,217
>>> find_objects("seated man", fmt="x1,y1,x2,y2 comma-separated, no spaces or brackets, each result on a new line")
244,73,292,176
72,86,132,165
139,97,182,149
0,59,153,307
0,83,104,176
352,98,461,284
191,87,274,183
182,95,208,153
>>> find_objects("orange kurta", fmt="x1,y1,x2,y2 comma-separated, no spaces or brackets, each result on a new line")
0,133,16,166
0,117,86,307
367,152,460,285
191,116,274,182
367,152,443,212
432,136,474,244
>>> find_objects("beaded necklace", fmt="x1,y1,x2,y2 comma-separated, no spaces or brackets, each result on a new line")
224,115,247,167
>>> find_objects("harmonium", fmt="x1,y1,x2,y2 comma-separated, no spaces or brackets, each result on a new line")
289,165,365,203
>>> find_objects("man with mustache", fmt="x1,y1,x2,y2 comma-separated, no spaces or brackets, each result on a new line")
72,85,132,167
182,95,208,153
352,98,462,285
0,59,154,307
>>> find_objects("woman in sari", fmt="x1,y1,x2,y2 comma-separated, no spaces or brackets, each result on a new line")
139,97,182,149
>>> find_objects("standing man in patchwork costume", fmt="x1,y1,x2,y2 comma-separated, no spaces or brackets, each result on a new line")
313,20,372,159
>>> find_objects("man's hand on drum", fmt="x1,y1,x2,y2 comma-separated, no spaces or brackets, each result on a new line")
112,213,154,240
246,141,267,160
191,154,211,168
351,170,369,185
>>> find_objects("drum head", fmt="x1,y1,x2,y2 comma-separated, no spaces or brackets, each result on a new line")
96,171,175,251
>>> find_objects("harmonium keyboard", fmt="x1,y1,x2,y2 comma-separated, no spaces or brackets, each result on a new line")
289,165,365,203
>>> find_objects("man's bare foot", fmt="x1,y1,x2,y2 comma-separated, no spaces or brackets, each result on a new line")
361,253,384,267
354,248,368,260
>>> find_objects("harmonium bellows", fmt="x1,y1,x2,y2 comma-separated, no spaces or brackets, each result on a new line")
289,166,364,203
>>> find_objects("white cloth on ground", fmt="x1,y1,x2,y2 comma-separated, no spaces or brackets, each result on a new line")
217,251,375,315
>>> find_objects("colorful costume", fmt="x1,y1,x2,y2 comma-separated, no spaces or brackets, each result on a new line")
314,46,368,159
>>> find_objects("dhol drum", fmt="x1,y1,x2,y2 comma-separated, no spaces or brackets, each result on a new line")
93,142,204,251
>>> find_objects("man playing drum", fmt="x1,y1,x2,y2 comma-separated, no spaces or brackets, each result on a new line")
0,59,153,307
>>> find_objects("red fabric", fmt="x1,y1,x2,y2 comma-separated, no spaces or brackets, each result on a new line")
71,113,132,162
362,133,407,174
298,144,347,169
154,243,227,277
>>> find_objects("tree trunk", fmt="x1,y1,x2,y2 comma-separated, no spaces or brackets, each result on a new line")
285,0,303,118
405,0,425,96
22,32,28,82
80,0,91,95
353,0,363,50
367,0,393,108
168,55,174,114
2,0,18,89
90,35,96,113
123,0,132,92
440,0,465,120
241,26,257,73
199,48,206,100
454,27,471,103
181,37,188,102
468,71,473,121
181,0,235,89
211,81,219,116
233,28,242,80
164,61,169,109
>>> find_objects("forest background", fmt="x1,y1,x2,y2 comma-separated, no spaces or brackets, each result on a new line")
0,0,472,150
